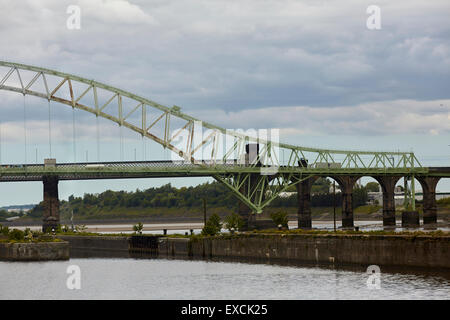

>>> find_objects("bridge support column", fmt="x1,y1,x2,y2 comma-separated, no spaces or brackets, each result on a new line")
237,175,258,231
238,202,255,231
296,177,316,229
374,176,401,227
402,210,420,228
417,177,440,225
42,176,60,232
334,176,360,229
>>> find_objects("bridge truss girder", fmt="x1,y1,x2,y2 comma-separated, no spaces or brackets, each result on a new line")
213,172,316,213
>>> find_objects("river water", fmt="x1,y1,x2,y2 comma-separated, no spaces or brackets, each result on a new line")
1,258,449,300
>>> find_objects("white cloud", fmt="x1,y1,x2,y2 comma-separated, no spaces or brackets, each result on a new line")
0,120,121,143
1,0,449,111
79,0,158,25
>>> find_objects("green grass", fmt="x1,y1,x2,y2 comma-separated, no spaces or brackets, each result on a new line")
437,197,450,207
354,205,382,214
0,237,64,243
54,231,192,238
250,228,449,237
51,227,450,240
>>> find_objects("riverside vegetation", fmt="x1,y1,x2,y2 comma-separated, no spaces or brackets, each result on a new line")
16,179,380,222
0,224,63,243
48,220,449,239
46,209,449,239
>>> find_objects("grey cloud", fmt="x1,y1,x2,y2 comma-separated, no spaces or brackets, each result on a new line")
0,1,449,118
191,99,450,136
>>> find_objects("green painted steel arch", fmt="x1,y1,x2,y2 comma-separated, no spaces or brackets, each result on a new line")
0,60,420,170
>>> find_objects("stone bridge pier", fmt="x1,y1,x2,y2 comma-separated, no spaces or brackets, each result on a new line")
296,175,360,229
238,200,253,231
417,177,441,225
295,174,442,230
42,176,60,232
333,176,360,229
373,176,402,227
295,177,317,229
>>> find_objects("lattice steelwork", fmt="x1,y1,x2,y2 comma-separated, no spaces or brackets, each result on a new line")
0,61,427,213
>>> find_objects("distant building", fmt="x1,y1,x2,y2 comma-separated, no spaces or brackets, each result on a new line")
278,192,297,198
7,208,28,213
367,192,383,205
328,185,341,193
6,216,20,221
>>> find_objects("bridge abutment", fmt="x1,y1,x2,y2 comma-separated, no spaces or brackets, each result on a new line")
374,176,401,227
417,176,440,225
42,176,60,232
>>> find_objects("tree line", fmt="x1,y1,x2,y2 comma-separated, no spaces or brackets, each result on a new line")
0,209,26,222
27,178,372,219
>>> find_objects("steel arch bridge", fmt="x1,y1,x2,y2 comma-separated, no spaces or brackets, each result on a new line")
0,61,432,214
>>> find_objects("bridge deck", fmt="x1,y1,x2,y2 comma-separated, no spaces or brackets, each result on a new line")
0,161,448,182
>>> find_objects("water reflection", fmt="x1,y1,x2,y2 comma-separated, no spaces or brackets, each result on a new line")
0,257,448,300
69,247,450,281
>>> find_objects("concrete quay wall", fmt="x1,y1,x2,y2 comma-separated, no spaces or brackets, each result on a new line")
162,234,450,269
60,234,450,269
0,241,69,261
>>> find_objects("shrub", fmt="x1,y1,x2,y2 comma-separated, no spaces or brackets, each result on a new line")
270,212,288,228
24,228,33,241
0,225,9,236
133,222,144,235
8,229,25,241
75,225,87,233
202,213,222,236
224,213,244,232
31,230,43,238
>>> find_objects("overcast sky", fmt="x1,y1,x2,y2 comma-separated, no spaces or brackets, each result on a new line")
0,0,449,206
